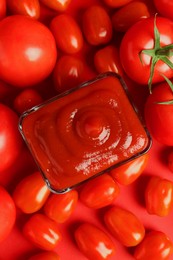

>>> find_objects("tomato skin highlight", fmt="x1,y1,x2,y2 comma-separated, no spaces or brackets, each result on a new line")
0,186,16,243
134,230,173,260
74,222,116,260
23,213,62,250
104,206,145,247
39,0,72,12
79,174,120,209
145,176,173,217
13,171,50,214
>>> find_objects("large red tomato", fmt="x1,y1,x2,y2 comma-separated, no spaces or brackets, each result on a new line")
0,15,57,87
154,0,173,20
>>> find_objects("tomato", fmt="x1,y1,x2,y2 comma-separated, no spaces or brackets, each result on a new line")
112,1,150,32
94,45,123,75
154,0,173,21
79,174,120,209
74,222,116,260
120,17,173,87
82,5,112,46
144,81,173,146
102,0,133,8
0,186,16,243
0,15,57,87
168,151,173,173
13,171,50,214
0,0,6,20
145,176,173,217
134,230,173,260
44,190,78,223
39,0,72,12
23,213,62,250
104,206,145,247
50,14,83,54
28,251,60,260
110,153,149,185
0,103,23,172
6,0,40,19
13,88,43,114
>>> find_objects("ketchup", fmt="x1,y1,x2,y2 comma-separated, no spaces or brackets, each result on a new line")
19,73,151,193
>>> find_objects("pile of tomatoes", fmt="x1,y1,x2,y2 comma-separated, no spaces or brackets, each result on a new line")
0,0,173,259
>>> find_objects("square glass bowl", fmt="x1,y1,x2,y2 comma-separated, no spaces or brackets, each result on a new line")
19,72,152,193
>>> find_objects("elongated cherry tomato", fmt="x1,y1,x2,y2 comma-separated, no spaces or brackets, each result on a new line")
23,213,62,250
13,171,50,213
104,206,145,247
39,0,72,12
112,1,150,32
44,190,78,223
102,0,133,8
29,251,60,260
50,14,83,54
82,5,112,46
0,186,16,243
110,154,149,185
94,45,123,75
0,103,23,172
6,0,40,19
145,176,173,217
74,222,116,260
0,0,6,20
134,230,173,260
79,174,119,209
154,0,173,20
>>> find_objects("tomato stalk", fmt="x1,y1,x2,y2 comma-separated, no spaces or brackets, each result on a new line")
140,15,173,93
157,74,173,105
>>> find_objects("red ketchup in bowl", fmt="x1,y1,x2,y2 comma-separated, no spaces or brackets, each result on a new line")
19,72,151,193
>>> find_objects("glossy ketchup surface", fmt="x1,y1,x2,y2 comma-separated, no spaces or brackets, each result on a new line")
19,73,151,193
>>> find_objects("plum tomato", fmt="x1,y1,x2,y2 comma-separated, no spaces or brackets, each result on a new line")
28,251,60,260
13,171,50,214
50,14,83,54
0,186,16,243
0,0,6,20
145,176,173,217
94,45,123,75
39,0,72,12
112,1,150,32
110,153,149,186
13,88,43,114
144,81,173,146
154,0,173,21
79,174,120,209
82,5,112,46
6,0,40,19
44,190,78,223
102,0,133,8
104,206,145,247
0,15,57,87
0,103,23,173
23,213,62,250
74,222,116,260
168,151,173,173
134,230,173,260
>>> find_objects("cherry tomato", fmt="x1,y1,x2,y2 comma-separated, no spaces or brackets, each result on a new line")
104,206,145,247
79,174,119,209
94,45,123,75
110,153,149,185
6,0,40,19
168,151,173,173
13,88,43,114
0,186,16,243
50,14,83,54
145,176,173,217
0,15,57,87
44,190,78,223
23,213,62,250
82,5,112,46
112,1,150,32
102,0,133,8
0,103,23,172
144,81,173,146
154,0,173,21
39,0,72,12
0,0,6,20
74,222,116,260
13,171,50,214
120,17,173,86
134,230,173,260
29,251,60,260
